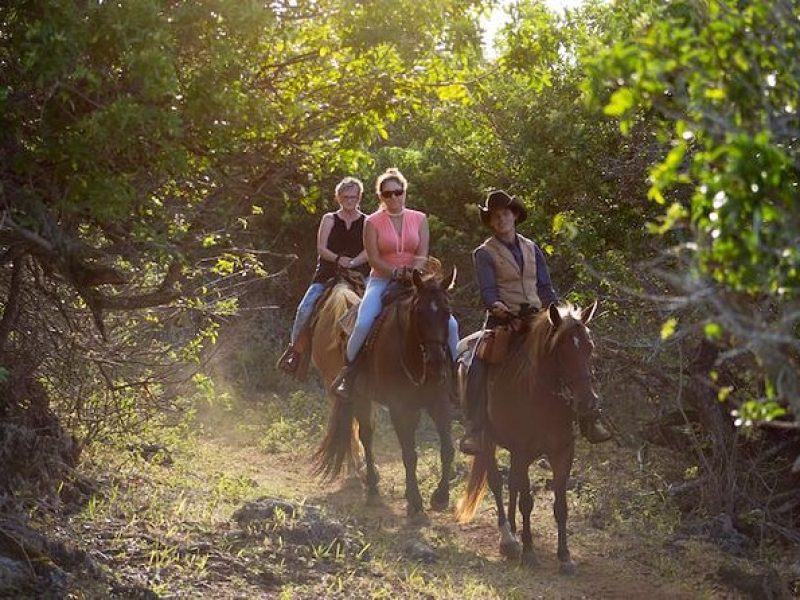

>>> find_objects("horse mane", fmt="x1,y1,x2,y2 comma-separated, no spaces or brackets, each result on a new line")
495,303,585,397
323,282,360,316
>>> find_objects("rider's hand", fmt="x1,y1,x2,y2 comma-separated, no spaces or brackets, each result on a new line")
490,301,511,318
392,266,413,282
336,255,351,268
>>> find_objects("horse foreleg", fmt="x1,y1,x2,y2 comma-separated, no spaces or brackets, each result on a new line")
389,403,424,518
511,454,538,567
550,447,576,575
487,448,520,560
427,395,453,511
355,398,380,502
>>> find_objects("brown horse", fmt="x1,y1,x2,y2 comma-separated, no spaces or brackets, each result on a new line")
310,276,364,474
455,301,599,574
314,269,456,517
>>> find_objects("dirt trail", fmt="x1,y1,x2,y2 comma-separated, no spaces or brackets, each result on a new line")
229,426,736,600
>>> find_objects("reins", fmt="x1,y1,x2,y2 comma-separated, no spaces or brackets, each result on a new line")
396,299,426,387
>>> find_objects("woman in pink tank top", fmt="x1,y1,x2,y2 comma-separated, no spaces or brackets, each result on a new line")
331,168,460,399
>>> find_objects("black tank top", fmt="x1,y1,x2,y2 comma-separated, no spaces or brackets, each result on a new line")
312,213,370,283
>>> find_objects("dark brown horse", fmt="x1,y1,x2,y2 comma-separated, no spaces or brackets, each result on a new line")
455,301,599,574
314,269,456,517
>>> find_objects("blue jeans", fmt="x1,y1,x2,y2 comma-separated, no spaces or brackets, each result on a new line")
291,282,326,344
345,277,459,362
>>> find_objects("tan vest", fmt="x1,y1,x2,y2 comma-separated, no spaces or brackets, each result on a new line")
479,235,542,313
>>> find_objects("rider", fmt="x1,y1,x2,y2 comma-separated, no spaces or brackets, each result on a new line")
459,190,612,455
277,177,370,377
331,167,460,399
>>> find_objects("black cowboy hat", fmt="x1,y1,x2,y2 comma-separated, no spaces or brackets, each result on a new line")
479,189,528,227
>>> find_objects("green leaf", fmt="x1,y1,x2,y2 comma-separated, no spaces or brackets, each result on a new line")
704,322,723,340
603,88,635,117
660,317,678,340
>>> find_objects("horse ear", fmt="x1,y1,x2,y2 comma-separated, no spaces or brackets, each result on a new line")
412,268,424,289
444,266,457,291
548,303,562,328
580,299,598,324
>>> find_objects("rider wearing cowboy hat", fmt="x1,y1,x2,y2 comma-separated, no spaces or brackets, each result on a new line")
459,189,612,455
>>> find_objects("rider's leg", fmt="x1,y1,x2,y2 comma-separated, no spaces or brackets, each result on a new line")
332,277,389,399
459,354,488,455
447,315,459,361
278,282,325,374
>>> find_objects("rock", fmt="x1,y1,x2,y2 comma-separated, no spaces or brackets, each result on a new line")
673,513,751,557
403,540,436,564
232,497,300,526
717,565,792,600
0,555,30,594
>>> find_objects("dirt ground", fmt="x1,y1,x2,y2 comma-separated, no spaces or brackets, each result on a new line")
227,417,745,600
55,400,772,599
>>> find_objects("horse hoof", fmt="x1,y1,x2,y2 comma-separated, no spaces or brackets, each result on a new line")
559,559,577,576
520,551,539,568
500,539,521,560
430,491,449,512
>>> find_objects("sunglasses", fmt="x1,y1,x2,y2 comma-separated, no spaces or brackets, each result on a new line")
380,189,405,198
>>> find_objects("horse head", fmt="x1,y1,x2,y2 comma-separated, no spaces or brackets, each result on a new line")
407,267,456,385
547,300,599,411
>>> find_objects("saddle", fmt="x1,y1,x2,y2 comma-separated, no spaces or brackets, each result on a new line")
475,325,513,365
475,314,533,366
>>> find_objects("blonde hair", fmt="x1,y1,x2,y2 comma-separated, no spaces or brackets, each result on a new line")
335,176,363,197
375,168,407,194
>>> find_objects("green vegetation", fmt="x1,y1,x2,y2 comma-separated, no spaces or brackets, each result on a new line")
1,0,798,596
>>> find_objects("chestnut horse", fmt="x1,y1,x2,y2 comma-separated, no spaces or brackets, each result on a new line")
314,269,456,517
455,301,599,574
310,275,364,473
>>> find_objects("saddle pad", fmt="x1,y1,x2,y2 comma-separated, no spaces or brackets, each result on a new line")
457,330,482,370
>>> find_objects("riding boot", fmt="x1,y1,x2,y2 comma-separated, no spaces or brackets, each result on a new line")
459,357,487,456
276,344,301,375
331,355,361,400
577,408,613,444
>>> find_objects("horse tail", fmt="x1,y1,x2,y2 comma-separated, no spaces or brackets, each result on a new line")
312,396,357,481
455,452,489,523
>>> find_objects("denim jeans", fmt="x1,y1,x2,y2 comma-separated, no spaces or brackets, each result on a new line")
290,282,326,344
345,277,459,362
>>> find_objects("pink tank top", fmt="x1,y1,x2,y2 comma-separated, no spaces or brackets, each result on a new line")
366,208,426,276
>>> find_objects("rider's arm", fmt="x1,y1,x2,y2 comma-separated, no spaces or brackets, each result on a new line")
534,244,558,306
348,249,369,269
316,214,338,263
364,220,396,278
318,213,352,268
412,216,429,270
475,249,511,317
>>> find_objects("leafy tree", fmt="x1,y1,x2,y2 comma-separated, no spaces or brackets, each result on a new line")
586,0,800,426
0,0,485,459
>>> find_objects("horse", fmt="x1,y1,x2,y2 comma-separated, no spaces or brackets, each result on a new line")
314,268,457,518
309,273,365,475
455,300,599,574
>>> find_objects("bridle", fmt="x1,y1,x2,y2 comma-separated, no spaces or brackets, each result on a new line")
398,291,450,387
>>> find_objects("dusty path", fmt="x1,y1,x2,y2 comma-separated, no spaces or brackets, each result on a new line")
225,416,739,600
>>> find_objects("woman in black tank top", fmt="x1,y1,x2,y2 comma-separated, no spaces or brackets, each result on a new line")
277,177,369,377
